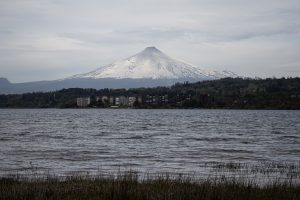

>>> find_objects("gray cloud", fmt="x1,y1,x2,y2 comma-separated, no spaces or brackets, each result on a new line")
0,0,299,82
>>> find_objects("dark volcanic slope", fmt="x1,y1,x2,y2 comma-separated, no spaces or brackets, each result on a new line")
0,78,202,94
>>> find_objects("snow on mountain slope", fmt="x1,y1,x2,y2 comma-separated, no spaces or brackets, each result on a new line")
70,47,237,80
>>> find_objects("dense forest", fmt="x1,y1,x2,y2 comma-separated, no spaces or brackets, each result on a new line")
0,77,299,109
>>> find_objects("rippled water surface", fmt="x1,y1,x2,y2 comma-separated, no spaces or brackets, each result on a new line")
0,109,300,175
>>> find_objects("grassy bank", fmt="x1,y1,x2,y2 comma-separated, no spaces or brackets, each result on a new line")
1,172,300,200
1,162,300,199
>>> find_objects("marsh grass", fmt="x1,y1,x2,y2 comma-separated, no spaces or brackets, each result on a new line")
1,162,300,200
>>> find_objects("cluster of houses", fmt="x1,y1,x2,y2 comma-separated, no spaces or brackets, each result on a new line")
96,96,142,107
76,95,169,108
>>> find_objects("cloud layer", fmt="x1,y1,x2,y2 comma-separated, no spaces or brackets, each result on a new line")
0,0,299,82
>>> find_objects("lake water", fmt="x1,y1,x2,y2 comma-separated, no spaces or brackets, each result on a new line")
0,109,300,176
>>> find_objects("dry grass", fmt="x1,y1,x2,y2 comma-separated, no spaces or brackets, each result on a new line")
1,162,300,199
1,168,300,200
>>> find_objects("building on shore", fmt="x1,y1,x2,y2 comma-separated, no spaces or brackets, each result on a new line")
160,95,168,104
101,96,109,104
119,96,128,106
146,95,154,104
115,97,120,106
109,97,114,105
77,97,91,108
145,95,168,105
137,96,143,104
76,95,143,108
128,97,136,107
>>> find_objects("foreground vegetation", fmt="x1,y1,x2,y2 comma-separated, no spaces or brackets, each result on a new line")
1,162,300,200
0,77,300,109
1,172,299,200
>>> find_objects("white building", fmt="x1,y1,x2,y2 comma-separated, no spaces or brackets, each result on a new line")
115,97,120,106
77,97,91,108
109,97,114,105
128,97,136,107
119,96,128,106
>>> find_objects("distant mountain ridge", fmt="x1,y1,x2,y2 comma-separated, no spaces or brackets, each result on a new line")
0,77,11,85
0,47,238,94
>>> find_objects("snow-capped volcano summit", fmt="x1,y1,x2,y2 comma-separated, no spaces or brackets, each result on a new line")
71,46,237,80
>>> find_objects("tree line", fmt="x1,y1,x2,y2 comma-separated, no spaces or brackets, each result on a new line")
0,77,299,109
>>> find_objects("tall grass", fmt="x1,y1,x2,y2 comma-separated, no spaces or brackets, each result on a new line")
1,162,300,200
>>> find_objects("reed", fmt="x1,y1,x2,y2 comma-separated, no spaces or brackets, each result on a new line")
1,162,300,200
1,169,300,200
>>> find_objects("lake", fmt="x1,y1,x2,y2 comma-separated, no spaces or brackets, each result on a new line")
0,109,300,176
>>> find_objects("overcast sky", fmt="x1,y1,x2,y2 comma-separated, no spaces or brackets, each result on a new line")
0,0,299,83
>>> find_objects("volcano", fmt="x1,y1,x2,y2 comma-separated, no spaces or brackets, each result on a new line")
0,47,238,94
69,46,237,80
